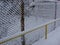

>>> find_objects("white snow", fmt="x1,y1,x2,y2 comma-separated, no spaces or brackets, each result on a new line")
32,27,60,45
0,1,60,45
29,2,35,7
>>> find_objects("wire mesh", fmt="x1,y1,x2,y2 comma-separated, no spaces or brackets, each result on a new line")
0,0,59,45
0,0,22,38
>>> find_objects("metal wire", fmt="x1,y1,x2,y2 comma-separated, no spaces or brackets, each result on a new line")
0,0,21,38
0,0,58,45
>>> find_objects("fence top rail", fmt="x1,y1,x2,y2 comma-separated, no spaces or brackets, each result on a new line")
0,18,60,44
35,1,58,3
36,1,58,3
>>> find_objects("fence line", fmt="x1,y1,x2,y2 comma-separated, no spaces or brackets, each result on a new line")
0,18,60,44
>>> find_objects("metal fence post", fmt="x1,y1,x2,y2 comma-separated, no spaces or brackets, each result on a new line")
54,2,57,30
20,0,25,45
45,25,48,39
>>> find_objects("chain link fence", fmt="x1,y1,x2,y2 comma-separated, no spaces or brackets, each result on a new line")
0,0,30,45
0,0,59,45
0,0,21,38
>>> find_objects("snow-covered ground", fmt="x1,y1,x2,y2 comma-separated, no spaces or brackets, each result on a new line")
0,1,60,45
32,27,60,45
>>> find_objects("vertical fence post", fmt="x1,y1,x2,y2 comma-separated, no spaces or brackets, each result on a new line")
20,0,25,45
54,2,57,30
45,25,48,39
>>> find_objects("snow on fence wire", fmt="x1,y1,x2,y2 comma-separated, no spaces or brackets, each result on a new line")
0,0,21,38
0,18,60,44
0,1,59,45
0,0,30,38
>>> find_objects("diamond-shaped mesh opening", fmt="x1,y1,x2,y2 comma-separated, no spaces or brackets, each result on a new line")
0,0,21,38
